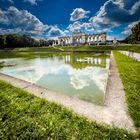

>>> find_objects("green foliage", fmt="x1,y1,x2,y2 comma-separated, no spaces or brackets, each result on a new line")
127,22,140,44
113,51,140,136
0,35,6,48
0,80,137,139
0,34,53,49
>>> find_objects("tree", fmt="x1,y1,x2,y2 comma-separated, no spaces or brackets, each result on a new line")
127,22,140,44
6,34,21,48
0,34,52,49
0,35,6,48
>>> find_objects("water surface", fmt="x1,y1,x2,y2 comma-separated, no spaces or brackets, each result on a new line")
0,52,110,105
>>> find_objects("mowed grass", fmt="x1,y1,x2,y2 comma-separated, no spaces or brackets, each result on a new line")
0,51,109,59
11,45,140,53
13,46,60,51
0,62,5,67
0,80,137,140
61,45,140,53
113,51,140,136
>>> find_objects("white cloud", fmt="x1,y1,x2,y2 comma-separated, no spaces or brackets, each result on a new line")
82,22,94,32
70,8,90,21
1,0,43,5
107,35,114,40
67,21,82,32
0,27,21,34
121,21,139,35
89,0,140,33
0,6,66,37
130,1,140,15
47,26,65,37
64,29,70,35
67,21,94,33
23,0,43,5
0,6,48,36
1,0,139,37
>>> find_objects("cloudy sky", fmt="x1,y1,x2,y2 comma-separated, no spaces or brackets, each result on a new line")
0,0,140,40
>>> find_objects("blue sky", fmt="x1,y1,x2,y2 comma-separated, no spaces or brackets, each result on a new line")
0,0,140,40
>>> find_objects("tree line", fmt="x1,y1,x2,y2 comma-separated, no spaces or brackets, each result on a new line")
0,34,54,49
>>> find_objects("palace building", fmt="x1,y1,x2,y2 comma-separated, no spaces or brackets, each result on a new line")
52,32,106,46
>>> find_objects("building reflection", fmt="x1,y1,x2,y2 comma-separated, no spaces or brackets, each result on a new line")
61,54,107,69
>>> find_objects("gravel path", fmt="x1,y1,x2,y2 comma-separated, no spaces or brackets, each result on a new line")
0,52,136,132
119,51,140,61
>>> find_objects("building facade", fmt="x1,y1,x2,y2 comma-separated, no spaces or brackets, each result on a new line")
53,32,106,46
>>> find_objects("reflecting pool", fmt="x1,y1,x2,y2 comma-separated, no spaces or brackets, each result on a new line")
0,52,110,105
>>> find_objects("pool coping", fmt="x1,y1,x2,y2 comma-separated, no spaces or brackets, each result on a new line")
0,52,136,132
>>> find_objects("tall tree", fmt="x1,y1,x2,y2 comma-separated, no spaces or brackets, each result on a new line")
127,22,140,44
0,35,6,48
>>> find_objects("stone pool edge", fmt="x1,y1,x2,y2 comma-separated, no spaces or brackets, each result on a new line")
0,52,136,132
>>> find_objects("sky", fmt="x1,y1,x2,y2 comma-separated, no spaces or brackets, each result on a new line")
0,0,140,40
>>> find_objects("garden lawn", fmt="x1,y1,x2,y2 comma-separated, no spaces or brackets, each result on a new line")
11,45,140,53
61,45,140,53
0,80,137,140
113,51,140,137
0,62,4,67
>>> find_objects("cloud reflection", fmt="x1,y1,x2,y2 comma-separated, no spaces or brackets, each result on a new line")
1,57,109,92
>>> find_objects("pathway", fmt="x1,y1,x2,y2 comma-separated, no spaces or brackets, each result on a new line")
119,51,140,61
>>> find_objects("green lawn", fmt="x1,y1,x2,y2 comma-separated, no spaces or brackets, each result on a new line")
11,45,140,53
13,46,61,51
0,51,109,59
61,45,140,53
0,80,137,140
113,51,140,137
0,62,4,67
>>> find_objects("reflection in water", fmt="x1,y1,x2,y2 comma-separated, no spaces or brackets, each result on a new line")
0,53,110,105
62,55,103,64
